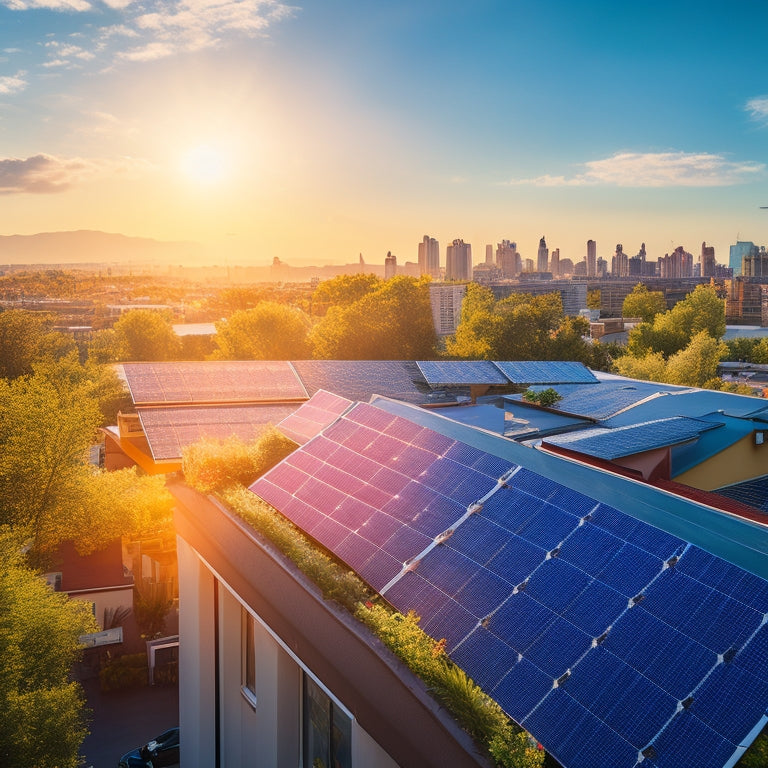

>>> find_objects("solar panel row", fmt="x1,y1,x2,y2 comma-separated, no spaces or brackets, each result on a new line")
277,390,353,445
249,402,768,768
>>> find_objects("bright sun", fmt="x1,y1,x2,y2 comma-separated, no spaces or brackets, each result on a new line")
180,143,230,185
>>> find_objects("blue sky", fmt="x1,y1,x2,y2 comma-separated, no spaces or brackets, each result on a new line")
0,0,766,266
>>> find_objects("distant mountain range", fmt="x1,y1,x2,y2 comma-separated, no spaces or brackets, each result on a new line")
0,230,206,266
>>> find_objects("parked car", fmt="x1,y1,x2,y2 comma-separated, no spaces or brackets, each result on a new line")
118,727,179,767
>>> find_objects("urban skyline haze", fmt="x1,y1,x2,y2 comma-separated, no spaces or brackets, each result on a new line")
0,0,766,266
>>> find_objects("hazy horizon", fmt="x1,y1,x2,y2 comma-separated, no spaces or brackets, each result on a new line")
0,1,766,267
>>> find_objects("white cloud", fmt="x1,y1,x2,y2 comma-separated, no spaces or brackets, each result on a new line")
746,96,768,125
4,0,297,70
4,0,92,10
0,153,150,193
507,151,765,188
0,71,27,94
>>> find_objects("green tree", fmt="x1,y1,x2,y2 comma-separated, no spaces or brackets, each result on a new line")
0,369,172,560
621,283,667,322
311,273,381,317
89,310,182,362
311,276,437,359
0,529,98,768
627,284,725,359
586,288,601,311
614,351,668,382
0,309,77,379
211,302,311,360
664,332,728,387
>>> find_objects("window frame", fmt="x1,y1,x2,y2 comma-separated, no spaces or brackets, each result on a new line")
241,608,258,710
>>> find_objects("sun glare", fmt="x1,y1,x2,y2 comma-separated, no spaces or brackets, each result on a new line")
180,143,230,185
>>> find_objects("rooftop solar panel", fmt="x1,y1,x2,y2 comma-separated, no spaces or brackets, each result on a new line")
543,417,723,460
248,401,768,768
715,475,768,514
276,390,353,445
493,360,598,385
416,360,510,386
290,360,431,404
137,403,298,460
123,361,307,404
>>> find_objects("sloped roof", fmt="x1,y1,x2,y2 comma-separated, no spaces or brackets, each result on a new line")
249,396,768,768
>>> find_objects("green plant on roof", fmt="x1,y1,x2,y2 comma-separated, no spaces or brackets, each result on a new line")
522,387,562,408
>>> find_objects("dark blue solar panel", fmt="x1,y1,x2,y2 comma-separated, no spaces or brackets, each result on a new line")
735,622,768,680
472,452,515,478
490,592,558,655
454,568,515,618
524,617,592,678
567,719,639,768
604,674,677,748
693,662,768,741
452,627,519,691
417,360,510,386
525,559,593,615
445,516,509,566
648,710,737,768
421,601,478,651
494,657,555,723
359,549,403,591
561,579,627,636
515,505,581,550
485,534,547,584
385,572,449,619
596,543,663,597
590,503,640,540
493,360,598,385
558,524,624,575
416,546,479,597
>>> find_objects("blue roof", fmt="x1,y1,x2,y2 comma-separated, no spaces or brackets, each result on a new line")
543,417,723,460
493,360,598,384
417,360,509,386
430,403,507,433
716,475,768,513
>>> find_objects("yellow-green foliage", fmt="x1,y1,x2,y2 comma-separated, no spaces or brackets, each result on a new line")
183,426,298,495
356,604,544,768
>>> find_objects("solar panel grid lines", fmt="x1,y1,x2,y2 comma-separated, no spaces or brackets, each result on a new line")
416,360,510,386
492,360,598,385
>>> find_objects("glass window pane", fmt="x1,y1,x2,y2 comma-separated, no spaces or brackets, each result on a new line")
303,676,330,768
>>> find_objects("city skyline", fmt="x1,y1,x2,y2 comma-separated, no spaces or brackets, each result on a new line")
0,1,766,265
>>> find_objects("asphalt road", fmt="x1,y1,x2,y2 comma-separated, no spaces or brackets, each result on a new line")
79,677,179,768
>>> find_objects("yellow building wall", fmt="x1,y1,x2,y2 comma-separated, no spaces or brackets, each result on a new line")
674,432,768,491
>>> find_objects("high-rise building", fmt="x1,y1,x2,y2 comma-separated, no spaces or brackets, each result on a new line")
445,239,472,281
417,235,440,278
612,244,629,277
659,246,693,278
496,240,520,278
536,236,549,273
742,246,768,277
586,240,597,277
701,241,716,278
549,247,560,278
485,244,493,264
384,251,397,279
729,241,757,277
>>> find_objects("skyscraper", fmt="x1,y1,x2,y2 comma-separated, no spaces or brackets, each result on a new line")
384,250,397,279
701,241,716,278
417,235,440,278
485,244,493,264
587,239,597,277
496,240,520,278
612,244,628,277
537,236,549,273
445,239,472,281
729,241,756,277
550,247,560,278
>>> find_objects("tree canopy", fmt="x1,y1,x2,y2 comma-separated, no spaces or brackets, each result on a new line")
447,285,610,368
621,283,667,323
0,309,77,379
89,309,182,363
310,276,437,359
211,302,312,360
0,529,98,768
626,284,725,359
310,273,381,316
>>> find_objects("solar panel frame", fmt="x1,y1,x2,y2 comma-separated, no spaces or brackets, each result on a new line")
493,360,598,385
416,360,510,386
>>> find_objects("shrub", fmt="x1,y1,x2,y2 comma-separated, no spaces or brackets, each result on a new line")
183,427,298,495
99,653,148,691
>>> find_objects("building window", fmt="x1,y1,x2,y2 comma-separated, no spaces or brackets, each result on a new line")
302,674,352,768
241,608,257,708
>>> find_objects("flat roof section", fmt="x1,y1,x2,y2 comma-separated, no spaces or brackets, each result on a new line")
121,361,308,405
